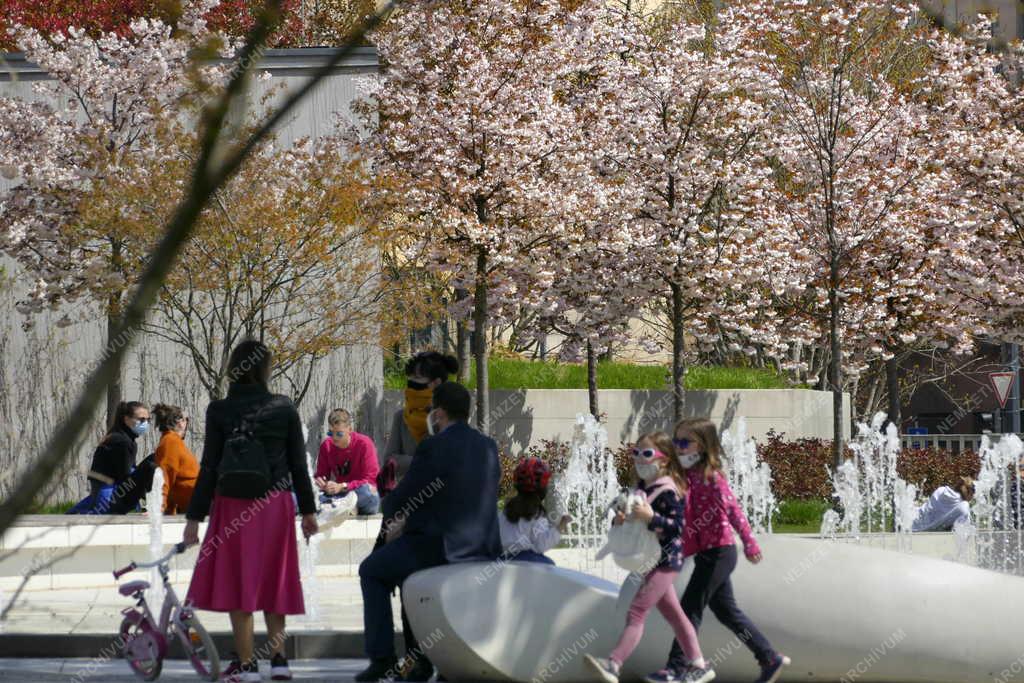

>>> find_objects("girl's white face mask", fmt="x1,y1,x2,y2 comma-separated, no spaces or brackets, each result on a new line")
678,453,701,469
634,461,661,482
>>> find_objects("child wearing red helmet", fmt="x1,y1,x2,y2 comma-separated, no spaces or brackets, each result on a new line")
499,457,571,565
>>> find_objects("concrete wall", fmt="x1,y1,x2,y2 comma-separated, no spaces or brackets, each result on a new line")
0,49,384,503
376,388,851,454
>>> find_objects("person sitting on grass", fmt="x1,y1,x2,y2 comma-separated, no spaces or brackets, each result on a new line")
912,476,974,532
315,408,381,515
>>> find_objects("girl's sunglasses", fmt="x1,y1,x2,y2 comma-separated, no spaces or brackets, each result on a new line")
631,447,666,461
673,437,693,449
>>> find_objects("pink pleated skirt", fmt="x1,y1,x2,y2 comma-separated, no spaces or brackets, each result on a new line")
187,491,305,614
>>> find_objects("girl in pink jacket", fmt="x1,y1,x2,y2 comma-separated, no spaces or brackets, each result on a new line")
660,418,790,683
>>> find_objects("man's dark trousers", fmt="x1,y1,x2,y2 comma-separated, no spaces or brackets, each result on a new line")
359,533,446,659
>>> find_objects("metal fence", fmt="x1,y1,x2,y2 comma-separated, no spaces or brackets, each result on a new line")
900,433,1017,453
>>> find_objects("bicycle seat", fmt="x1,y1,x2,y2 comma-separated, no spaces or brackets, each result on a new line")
119,580,150,596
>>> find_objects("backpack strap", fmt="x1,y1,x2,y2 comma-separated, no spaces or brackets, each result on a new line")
645,476,679,504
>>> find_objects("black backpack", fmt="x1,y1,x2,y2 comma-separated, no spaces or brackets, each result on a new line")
217,402,273,499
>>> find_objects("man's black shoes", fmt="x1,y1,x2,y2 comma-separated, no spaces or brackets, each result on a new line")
354,656,399,682
396,657,435,682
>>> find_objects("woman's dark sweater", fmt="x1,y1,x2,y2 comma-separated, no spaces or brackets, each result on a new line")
186,383,316,521
87,423,139,485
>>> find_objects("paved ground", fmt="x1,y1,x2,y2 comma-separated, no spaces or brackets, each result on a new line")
0,658,368,681
0,574,391,634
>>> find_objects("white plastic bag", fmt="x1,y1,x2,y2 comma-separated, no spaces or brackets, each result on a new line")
595,519,663,573
594,483,675,573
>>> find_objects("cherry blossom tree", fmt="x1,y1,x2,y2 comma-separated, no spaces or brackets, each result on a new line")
353,0,606,433
736,0,989,462
0,0,227,420
590,2,784,422
935,23,1024,348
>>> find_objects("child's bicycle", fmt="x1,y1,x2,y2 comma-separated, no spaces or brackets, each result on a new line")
113,541,220,681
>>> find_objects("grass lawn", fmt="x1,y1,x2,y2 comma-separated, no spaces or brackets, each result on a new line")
385,357,791,391
770,498,830,534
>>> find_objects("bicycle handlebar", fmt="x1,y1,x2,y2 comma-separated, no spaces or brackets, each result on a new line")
112,562,136,580
113,542,188,578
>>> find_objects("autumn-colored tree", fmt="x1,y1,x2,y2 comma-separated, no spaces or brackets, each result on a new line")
105,123,381,402
0,0,373,51
296,0,378,46
0,0,226,421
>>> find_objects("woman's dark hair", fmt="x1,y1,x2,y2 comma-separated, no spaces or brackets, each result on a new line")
106,401,147,436
227,340,272,387
152,403,185,433
405,351,458,382
504,491,547,523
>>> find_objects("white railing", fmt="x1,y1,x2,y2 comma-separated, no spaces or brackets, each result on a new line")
900,433,1016,453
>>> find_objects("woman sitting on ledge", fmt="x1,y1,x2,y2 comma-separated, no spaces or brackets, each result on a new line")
912,476,974,532
67,401,150,515
152,403,199,515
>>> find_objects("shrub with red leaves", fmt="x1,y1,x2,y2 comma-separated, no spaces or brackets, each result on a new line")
757,431,841,500
0,0,305,52
202,0,304,47
0,0,157,51
896,447,981,497
500,430,984,503
756,431,983,500
498,439,635,499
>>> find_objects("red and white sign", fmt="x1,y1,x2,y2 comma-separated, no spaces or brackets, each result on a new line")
990,372,1017,409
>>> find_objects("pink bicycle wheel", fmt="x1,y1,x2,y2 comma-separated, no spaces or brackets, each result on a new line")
119,615,164,681
174,612,221,681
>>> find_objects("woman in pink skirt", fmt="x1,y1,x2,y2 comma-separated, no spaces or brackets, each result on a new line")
183,340,318,683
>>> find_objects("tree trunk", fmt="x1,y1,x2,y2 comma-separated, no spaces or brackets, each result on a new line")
105,239,125,429
670,283,686,423
886,355,901,432
829,287,844,468
473,250,489,434
105,306,123,430
455,288,471,384
587,340,599,419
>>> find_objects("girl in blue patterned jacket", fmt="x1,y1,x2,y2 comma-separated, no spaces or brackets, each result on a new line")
585,432,713,683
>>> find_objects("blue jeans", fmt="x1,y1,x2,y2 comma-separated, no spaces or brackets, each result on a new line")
359,534,446,659
320,483,380,515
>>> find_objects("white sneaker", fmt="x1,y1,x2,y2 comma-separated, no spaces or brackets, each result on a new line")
679,664,716,683
583,654,621,683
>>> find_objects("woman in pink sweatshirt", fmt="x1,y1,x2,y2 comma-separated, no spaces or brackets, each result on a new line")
656,417,790,683
315,409,380,515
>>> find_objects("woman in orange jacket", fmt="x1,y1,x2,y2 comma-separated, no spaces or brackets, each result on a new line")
152,403,199,514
